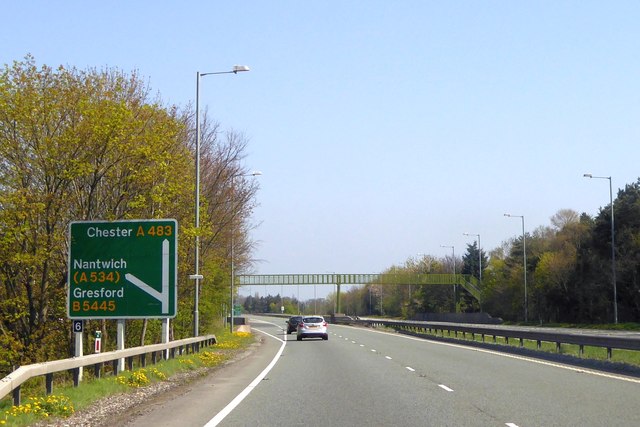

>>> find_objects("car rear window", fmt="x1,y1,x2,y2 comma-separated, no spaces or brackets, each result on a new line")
303,317,323,323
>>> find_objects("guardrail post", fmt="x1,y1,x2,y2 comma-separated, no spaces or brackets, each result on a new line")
607,347,612,359
152,351,158,364
537,340,541,350
112,359,119,375
13,386,20,406
46,373,53,395
140,354,146,367
519,338,524,348
127,357,133,371
556,342,561,353
94,363,101,378
579,345,584,357
73,368,80,387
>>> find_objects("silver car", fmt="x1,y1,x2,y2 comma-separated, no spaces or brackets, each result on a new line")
296,316,329,341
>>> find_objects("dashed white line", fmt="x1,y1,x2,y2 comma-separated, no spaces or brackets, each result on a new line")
333,323,640,384
371,349,377,352
406,366,415,372
385,356,392,360
438,384,454,392
359,344,365,347
505,423,519,427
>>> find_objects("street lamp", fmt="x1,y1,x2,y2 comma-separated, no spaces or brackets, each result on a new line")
440,245,456,312
584,173,617,324
230,171,262,333
463,232,482,286
504,213,528,322
192,65,250,337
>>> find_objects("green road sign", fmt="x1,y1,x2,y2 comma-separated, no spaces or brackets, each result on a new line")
233,305,242,316
68,219,178,319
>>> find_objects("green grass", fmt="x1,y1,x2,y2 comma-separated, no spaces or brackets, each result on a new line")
0,330,255,427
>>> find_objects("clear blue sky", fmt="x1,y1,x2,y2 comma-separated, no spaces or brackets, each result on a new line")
4,1,640,299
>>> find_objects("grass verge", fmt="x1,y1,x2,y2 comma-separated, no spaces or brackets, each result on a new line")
0,330,255,427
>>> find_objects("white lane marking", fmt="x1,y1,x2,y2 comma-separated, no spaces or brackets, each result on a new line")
406,366,415,372
385,356,392,360
438,384,454,392
505,423,519,427
371,349,377,352
352,341,357,344
329,324,640,384
360,344,365,347
204,327,286,426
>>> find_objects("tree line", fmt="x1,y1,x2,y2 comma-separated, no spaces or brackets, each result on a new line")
336,193,640,325
0,56,260,375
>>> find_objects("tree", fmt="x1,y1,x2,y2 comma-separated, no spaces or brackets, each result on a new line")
461,242,487,312
595,180,640,321
0,56,258,370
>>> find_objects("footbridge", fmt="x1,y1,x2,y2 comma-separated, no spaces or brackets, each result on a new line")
236,273,480,313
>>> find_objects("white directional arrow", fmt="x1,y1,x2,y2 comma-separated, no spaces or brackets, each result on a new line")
125,239,170,314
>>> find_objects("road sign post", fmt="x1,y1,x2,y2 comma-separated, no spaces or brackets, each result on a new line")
68,219,178,319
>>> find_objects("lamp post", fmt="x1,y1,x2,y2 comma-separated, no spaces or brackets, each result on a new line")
463,232,482,286
504,213,527,322
192,65,250,337
440,245,456,312
230,171,262,332
584,173,617,324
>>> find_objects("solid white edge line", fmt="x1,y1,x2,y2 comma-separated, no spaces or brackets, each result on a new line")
204,327,286,427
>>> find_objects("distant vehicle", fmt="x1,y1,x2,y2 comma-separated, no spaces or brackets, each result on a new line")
286,316,303,334
297,316,328,341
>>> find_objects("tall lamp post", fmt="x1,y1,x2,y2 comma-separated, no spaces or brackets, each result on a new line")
584,173,617,324
440,245,456,311
504,213,527,322
192,65,250,337
230,171,262,332
463,232,482,286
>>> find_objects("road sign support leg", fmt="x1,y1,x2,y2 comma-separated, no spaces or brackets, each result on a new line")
74,331,83,382
162,319,170,360
117,320,125,372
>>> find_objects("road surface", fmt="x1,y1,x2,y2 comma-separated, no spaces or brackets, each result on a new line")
122,315,640,426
